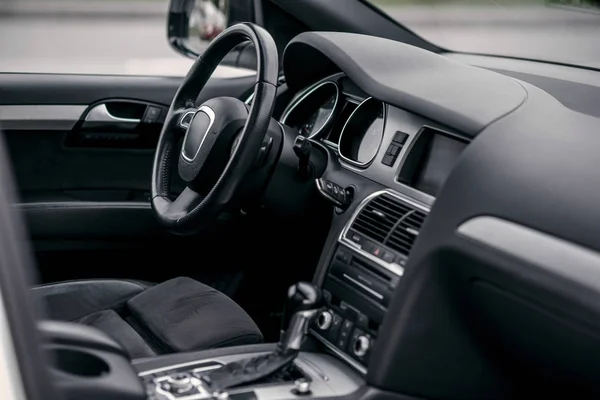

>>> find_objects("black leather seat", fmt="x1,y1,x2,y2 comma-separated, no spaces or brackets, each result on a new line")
32,277,263,359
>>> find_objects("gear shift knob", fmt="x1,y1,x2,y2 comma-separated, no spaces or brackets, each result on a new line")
280,282,322,351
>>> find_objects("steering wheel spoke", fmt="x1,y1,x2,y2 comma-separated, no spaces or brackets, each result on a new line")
178,108,198,131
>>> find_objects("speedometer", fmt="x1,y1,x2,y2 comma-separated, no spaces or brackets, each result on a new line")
338,98,385,168
281,81,339,139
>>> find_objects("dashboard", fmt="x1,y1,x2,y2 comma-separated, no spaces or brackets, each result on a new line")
272,72,473,375
269,30,600,398
279,73,470,203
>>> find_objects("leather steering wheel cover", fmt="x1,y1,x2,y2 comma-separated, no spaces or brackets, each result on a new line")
151,23,278,232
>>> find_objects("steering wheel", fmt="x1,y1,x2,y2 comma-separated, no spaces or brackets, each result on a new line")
151,23,278,234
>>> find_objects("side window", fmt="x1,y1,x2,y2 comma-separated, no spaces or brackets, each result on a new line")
0,0,193,76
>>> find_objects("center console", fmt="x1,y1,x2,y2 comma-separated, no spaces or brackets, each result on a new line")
136,190,429,400
139,350,361,400
137,283,363,400
310,190,430,373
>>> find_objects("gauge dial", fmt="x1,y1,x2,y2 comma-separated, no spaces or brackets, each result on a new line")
299,95,336,137
281,81,339,139
338,98,385,167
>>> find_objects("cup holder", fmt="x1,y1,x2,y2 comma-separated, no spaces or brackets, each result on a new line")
50,348,110,377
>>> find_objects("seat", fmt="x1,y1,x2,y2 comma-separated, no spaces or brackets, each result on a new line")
32,276,263,359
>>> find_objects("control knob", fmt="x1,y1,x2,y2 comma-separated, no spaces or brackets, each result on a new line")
166,373,194,394
316,310,333,331
292,378,312,396
353,335,371,357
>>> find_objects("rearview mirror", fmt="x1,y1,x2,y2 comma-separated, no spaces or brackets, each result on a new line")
168,0,256,64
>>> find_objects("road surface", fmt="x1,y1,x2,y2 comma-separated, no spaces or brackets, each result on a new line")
0,3,598,76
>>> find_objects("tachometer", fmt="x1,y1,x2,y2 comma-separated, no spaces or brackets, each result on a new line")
281,81,339,139
298,94,336,137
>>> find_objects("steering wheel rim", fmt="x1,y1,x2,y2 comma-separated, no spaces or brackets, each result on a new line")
151,23,278,234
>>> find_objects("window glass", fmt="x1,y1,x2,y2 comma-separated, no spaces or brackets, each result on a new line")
370,0,600,69
0,0,194,76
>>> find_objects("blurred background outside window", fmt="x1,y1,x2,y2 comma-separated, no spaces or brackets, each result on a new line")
0,0,598,77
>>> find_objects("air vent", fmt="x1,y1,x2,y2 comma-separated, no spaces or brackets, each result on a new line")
349,193,412,243
387,209,427,256
346,192,428,258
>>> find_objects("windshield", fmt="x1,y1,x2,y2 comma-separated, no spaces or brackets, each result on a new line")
368,0,600,69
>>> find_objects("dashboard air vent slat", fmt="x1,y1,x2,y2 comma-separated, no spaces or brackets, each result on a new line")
352,220,389,241
386,209,428,256
372,196,412,220
347,192,428,259
348,193,412,244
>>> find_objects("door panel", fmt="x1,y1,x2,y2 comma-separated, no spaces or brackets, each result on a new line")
0,72,255,283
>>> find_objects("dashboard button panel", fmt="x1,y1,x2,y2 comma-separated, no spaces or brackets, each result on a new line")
316,178,353,209
382,131,409,167
392,131,408,145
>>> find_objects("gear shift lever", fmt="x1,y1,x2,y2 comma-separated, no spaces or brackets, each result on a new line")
202,282,322,392
280,282,322,350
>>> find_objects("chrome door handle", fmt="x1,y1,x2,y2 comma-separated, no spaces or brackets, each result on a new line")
85,104,140,124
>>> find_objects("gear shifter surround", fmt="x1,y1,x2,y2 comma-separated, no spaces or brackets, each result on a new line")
203,282,322,392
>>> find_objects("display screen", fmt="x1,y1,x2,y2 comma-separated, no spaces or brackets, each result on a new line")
399,128,468,196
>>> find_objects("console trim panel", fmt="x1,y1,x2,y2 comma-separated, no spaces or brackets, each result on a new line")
310,331,367,375
139,351,362,400
139,360,222,377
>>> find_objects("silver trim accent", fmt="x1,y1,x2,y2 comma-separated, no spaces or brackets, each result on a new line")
338,189,431,277
310,331,367,375
316,310,333,331
138,360,222,377
280,81,340,139
140,351,362,400
85,103,140,123
192,365,223,374
352,335,370,358
338,97,386,168
342,273,384,300
244,92,254,105
296,355,329,382
457,216,600,293
0,105,86,131
181,105,216,162
154,374,208,400
293,378,311,394
315,178,343,208
180,110,196,129
280,309,320,351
